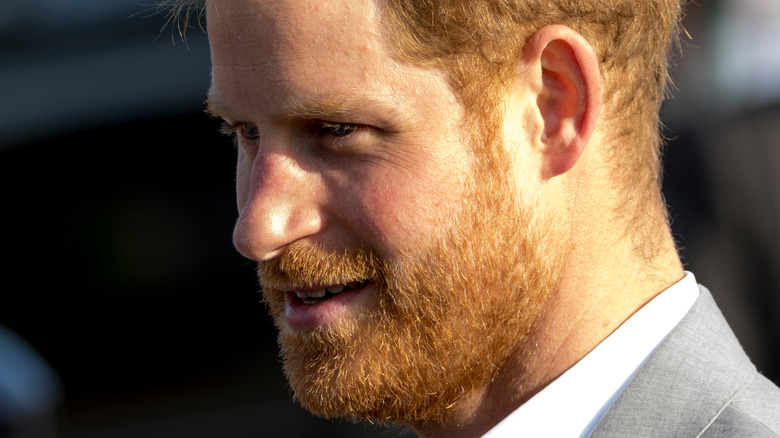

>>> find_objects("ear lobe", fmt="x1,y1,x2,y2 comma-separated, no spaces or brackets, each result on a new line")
524,25,602,180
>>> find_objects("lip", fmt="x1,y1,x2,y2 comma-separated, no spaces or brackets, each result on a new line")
284,282,373,331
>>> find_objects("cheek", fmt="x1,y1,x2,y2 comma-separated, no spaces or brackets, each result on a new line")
340,165,466,255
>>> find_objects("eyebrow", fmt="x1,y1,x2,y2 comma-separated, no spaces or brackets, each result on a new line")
205,89,407,127
281,97,361,120
204,93,236,120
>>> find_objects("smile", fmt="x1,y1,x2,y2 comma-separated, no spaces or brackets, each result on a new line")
293,280,370,305
283,279,374,330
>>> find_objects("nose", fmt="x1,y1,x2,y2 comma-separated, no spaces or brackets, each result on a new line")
232,150,323,261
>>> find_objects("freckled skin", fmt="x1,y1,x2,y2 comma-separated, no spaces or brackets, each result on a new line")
208,0,472,262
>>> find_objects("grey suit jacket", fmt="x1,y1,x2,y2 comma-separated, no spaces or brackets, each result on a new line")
590,286,780,437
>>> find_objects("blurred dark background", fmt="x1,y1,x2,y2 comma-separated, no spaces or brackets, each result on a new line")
0,1,777,437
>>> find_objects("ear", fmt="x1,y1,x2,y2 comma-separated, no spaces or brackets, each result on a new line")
521,25,602,180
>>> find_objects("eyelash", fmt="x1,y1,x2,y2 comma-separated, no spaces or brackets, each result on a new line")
219,121,258,141
219,120,361,142
315,121,359,137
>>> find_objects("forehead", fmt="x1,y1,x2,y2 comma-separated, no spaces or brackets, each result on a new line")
206,0,401,107
207,0,384,62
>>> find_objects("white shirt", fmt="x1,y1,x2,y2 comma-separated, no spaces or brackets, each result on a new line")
482,272,700,438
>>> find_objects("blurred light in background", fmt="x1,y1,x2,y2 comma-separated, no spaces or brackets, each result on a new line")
0,0,210,147
711,0,780,110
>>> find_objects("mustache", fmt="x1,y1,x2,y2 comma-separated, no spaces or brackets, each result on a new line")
257,241,384,290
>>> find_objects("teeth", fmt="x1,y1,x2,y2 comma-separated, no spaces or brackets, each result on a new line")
309,289,326,298
294,281,367,304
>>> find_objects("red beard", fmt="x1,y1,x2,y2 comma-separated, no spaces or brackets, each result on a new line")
257,161,561,426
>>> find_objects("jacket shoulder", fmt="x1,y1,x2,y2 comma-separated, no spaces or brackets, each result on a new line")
590,285,780,437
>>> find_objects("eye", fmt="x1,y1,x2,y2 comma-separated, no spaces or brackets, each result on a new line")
239,123,260,140
218,120,259,141
308,120,375,155
317,121,358,137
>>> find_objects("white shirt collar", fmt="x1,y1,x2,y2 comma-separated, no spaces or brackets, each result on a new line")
482,272,700,438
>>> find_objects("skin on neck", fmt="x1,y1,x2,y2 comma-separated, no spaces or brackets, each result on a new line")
411,26,684,438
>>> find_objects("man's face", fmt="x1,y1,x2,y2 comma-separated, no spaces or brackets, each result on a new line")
207,0,560,425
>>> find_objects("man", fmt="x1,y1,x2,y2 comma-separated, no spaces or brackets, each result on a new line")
169,0,780,436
